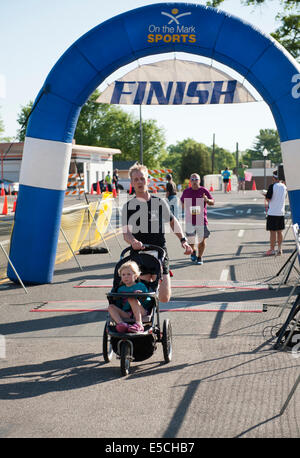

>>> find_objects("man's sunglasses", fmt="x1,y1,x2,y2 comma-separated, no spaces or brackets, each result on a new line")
190,178,199,181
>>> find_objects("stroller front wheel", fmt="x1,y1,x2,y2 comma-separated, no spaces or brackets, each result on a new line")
120,341,131,376
162,319,173,363
103,323,113,363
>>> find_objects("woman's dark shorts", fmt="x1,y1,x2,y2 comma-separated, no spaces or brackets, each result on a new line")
266,215,285,231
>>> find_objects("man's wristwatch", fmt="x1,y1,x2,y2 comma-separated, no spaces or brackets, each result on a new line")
180,237,187,244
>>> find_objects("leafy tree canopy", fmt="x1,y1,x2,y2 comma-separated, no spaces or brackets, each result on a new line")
16,91,167,169
242,128,281,166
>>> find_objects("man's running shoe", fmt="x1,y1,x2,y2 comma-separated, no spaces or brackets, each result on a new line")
191,251,197,262
196,257,203,265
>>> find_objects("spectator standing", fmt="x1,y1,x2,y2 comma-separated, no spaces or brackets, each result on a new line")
113,169,119,195
165,173,179,218
105,171,112,192
180,173,214,265
237,163,246,192
265,170,287,256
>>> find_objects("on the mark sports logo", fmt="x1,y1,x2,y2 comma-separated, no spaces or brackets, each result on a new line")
147,8,196,44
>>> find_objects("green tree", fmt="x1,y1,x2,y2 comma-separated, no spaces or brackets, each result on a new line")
16,101,33,142
162,140,190,181
75,91,167,168
0,113,4,139
178,139,211,182
242,128,281,166
271,14,300,60
0,108,12,142
16,91,167,169
208,145,236,173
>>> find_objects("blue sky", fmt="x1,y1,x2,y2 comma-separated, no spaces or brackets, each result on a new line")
0,0,286,152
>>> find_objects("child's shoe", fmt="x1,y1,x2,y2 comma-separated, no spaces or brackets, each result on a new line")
128,322,144,333
265,249,275,256
116,322,129,333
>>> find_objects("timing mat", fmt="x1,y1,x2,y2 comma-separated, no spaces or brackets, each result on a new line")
74,279,269,290
30,300,266,313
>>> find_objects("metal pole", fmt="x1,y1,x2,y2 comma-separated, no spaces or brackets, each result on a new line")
0,242,28,293
60,227,83,271
139,104,143,164
236,142,239,170
212,133,215,174
87,203,112,256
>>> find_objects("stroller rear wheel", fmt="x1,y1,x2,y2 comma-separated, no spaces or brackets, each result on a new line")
120,341,131,376
162,319,172,363
103,323,113,363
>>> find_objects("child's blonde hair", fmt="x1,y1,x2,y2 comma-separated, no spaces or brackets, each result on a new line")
118,260,141,279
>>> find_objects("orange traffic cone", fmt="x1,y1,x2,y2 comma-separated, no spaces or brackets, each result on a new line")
2,195,8,215
227,180,231,192
209,184,214,191
96,181,101,195
112,183,117,197
252,179,257,191
0,184,5,196
90,184,94,195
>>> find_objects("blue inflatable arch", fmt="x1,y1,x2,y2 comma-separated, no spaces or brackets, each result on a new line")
8,2,300,283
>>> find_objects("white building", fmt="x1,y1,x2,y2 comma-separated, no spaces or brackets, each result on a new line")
0,141,121,192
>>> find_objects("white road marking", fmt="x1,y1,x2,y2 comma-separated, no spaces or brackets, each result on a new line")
238,230,244,237
220,269,229,281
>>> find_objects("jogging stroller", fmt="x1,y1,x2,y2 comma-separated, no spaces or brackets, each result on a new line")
103,244,173,376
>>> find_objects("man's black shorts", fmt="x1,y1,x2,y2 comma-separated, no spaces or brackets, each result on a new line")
162,247,169,274
266,215,285,231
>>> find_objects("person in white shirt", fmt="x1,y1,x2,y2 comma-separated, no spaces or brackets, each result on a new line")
265,170,287,256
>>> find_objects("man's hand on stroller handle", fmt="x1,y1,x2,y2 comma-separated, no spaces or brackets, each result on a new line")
131,239,144,250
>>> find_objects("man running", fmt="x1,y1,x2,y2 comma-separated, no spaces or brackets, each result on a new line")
180,173,214,265
122,164,192,302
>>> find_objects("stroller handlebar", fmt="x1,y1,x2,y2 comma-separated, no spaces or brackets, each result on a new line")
120,244,166,260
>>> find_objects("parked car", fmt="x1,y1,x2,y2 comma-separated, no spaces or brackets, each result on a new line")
117,179,131,191
0,179,19,195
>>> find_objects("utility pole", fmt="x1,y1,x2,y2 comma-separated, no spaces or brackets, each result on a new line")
235,142,239,170
212,133,215,174
139,105,143,164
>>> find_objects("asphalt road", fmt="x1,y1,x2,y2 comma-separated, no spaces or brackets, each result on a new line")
0,190,299,440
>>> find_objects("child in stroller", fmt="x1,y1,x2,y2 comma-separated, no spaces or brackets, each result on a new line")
103,245,173,376
107,260,152,334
